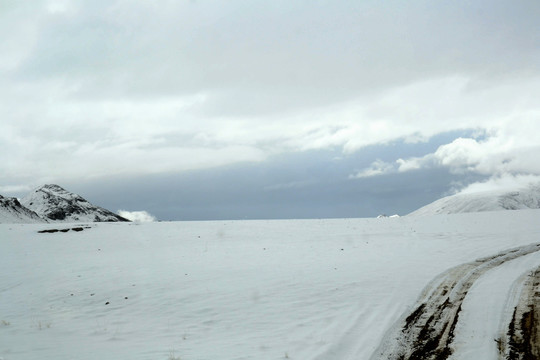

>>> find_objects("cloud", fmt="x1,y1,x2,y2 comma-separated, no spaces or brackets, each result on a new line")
397,130,540,177
350,159,395,179
117,210,156,222
0,184,32,195
395,137,485,174
392,126,540,194
396,157,423,173
455,174,540,195
1,1,540,191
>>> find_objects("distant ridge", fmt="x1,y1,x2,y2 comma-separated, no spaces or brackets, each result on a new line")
20,184,129,223
408,183,540,216
0,195,46,224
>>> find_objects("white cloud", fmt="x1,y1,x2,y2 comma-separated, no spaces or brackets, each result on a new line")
432,138,484,171
350,159,395,179
395,114,540,173
393,126,540,194
118,210,156,222
1,2,540,190
396,157,423,172
2,75,540,188
455,174,540,195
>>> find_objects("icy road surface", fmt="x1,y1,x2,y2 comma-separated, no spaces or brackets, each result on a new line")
1,210,540,360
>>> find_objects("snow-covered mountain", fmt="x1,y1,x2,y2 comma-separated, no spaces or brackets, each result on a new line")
20,184,129,223
409,183,540,216
0,195,46,224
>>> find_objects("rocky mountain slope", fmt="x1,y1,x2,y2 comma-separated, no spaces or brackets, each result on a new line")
20,184,129,223
0,195,46,223
409,183,540,216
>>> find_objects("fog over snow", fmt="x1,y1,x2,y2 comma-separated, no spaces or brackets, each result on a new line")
1,1,539,219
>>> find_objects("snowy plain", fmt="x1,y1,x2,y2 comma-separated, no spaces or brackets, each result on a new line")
1,210,540,360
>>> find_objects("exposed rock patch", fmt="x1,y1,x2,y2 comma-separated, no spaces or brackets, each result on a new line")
38,226,91,234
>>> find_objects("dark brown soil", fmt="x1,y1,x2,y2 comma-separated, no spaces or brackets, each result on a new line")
505,269,540,360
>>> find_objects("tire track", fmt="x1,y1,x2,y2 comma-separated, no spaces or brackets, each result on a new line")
498,266,540,359
371,243,540,360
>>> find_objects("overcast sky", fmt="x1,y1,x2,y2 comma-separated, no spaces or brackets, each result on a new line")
1,1,540,220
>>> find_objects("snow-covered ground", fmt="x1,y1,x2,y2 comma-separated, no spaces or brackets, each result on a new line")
1,210,540,360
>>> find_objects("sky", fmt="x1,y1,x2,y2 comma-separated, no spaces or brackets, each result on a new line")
1,0,540,220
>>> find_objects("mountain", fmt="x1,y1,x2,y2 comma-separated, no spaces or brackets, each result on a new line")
20,184,129,223
0,195,46,224
408,183,540,216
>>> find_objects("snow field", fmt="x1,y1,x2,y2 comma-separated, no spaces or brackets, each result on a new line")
1,210,540,360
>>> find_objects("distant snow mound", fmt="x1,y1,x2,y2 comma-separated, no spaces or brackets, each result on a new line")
409,183,540,216
21,184,130,223
0,195,46,224
377,214,401,218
